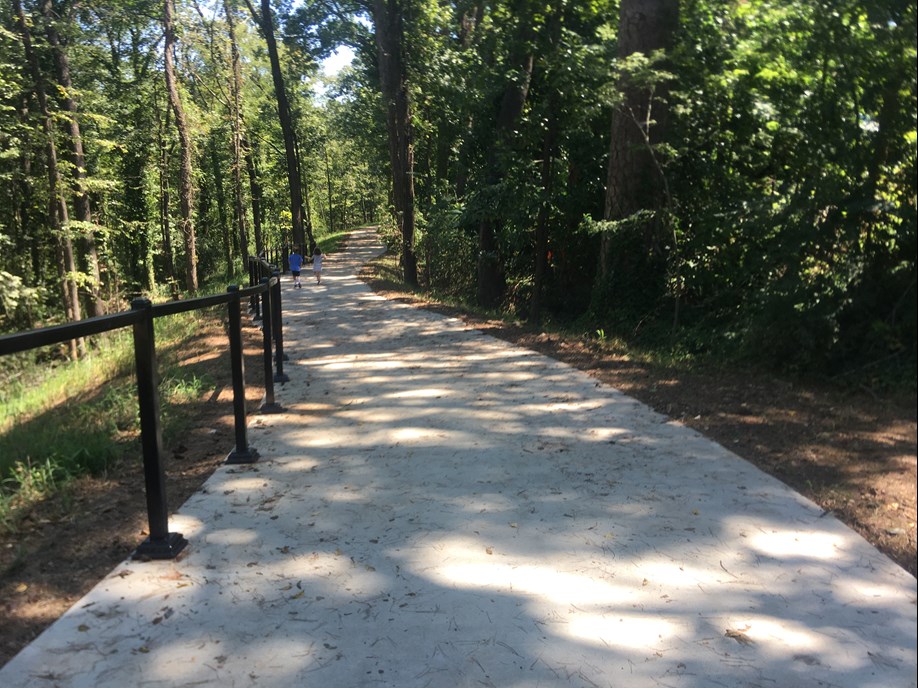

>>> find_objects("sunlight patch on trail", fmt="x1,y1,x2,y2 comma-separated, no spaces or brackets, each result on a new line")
748,529,846,560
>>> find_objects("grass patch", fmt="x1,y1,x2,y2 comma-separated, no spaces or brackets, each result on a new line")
0,307,221,533
314,228,351,256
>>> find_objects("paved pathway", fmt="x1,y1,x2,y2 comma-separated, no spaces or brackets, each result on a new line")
1,227,915,688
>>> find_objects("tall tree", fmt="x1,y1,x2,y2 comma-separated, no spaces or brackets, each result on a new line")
245,0,313,251
242,132,265,255
224,0,250,266
42,0,105,317
163,0,198,292
598,0,678,283
14,0,82,357
157,100,177,285
372,0,418,286
476,2,537,308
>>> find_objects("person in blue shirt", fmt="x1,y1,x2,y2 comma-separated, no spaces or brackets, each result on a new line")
288,248,304,288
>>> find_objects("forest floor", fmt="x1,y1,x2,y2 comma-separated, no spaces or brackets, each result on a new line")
1,257,915,668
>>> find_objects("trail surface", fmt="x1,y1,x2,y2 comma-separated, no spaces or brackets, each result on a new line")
2,227,914,688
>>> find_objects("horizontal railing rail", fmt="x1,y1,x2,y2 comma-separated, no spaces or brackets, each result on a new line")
0,274,288,561
0,310,141,356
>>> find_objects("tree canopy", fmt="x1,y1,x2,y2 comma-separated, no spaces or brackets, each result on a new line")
1,0,914,377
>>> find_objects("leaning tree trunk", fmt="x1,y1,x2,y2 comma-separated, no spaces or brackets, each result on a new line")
245,0,308,250
164,0,198,293
15,0,82,358
599,0,678,281
42,0,104,317
373,0,418,287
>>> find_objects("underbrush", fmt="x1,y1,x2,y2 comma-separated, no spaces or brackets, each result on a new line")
366,250,917,397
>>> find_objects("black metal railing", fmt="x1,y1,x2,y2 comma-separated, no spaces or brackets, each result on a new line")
248,255,290,384
0,273,289,561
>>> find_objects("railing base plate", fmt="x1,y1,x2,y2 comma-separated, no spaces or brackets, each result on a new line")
225,448,260,464
132,532,188,560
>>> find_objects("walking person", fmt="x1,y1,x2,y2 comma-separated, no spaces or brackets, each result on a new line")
312,246,324,284
288,247,304,288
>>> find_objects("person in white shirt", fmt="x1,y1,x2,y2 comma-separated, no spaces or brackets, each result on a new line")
312,246,324,284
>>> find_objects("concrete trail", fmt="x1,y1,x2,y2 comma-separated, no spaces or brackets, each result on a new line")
1,227,915,688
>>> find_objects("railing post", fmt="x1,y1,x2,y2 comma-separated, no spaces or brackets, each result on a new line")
225,285,259,463
251,257,263,323
247,257,258,317
130,298,187,560
272,271,290,382
259,278,282,413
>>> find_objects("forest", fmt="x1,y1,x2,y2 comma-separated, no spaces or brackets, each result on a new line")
1,0,915,379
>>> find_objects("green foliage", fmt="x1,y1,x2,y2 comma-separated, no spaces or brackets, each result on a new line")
419,197,477,298
0,0,914,396
662,0,917,374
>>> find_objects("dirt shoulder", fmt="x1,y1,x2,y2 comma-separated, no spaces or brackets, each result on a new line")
360,268,917,579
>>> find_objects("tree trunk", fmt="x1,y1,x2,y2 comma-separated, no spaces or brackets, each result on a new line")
324,145,334,234
530,109,559,324
303,177,314,247
15,0,82,358
164,0,198,293
15,94,40,287
157,103,177,285
210,141,232,275
477,15,534,308
42,0,105,317
373,0,418,287
224,0,250,266
243,132,264,256
245,0,307,249
599,0,678,281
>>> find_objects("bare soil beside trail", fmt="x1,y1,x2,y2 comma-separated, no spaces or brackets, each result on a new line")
0,316,267,667
359,264,917,580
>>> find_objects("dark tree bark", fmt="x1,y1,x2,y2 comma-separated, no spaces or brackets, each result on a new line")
244,0,311,251
599,0,678,281
14,0,82,358
372,0,418,287
164,0,198,293
42,0,105,317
